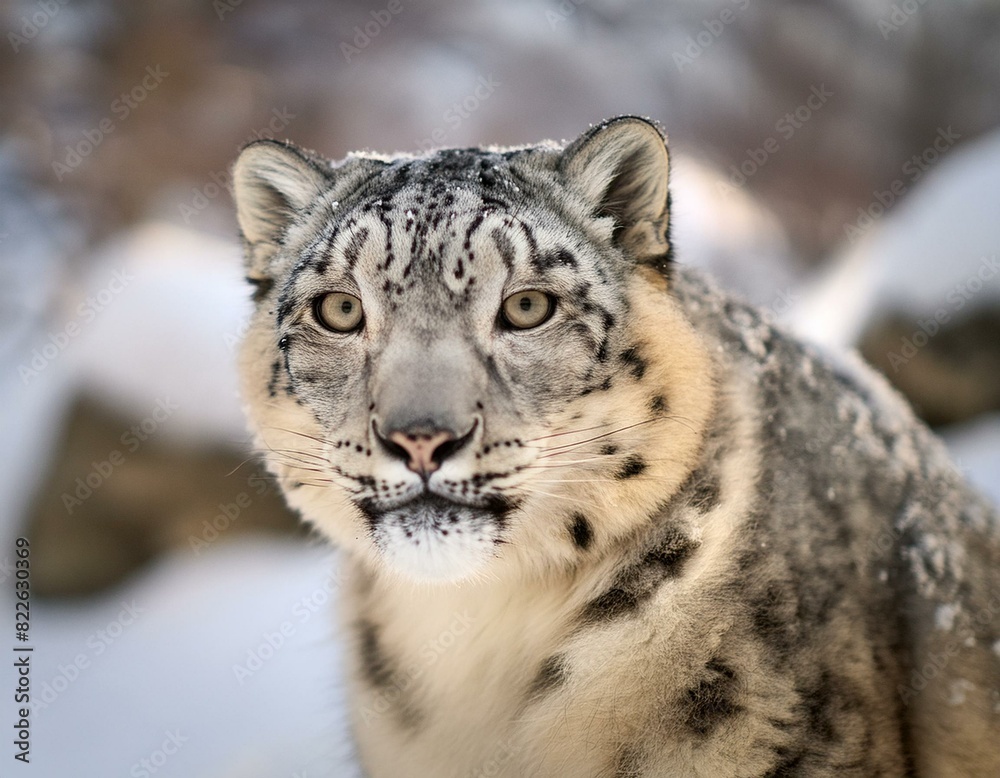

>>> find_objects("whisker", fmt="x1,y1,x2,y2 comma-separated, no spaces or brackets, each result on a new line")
257,441,328,461
516,486,594,507
270,463,334,476
521,421,615,444
661,414,698,434
536,438,653,457
224,455,264,478
531,478,615,484
268,451,331,469
538,418,660,455
525,455,688,470
266,473,339,487
520,458,609,469
262,425,331,447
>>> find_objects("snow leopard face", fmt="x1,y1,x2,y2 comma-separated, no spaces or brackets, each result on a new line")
233,117,714,582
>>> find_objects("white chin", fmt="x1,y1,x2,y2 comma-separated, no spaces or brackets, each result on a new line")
376,522,498,582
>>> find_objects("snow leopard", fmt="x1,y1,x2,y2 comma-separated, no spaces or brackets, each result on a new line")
231,116,1000,777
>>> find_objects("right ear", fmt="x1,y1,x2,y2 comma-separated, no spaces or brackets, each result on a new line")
559,116,672,274
231,140,329,277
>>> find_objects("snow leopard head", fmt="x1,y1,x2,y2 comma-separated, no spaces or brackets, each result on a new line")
233,116,714,582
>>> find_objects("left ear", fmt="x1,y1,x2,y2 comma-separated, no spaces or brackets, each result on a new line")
559,116,672,272
231,139,336,295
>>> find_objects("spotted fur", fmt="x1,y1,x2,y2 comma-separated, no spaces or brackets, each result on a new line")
232,117,1000,777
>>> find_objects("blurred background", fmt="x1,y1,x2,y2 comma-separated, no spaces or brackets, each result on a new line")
1,1,999,775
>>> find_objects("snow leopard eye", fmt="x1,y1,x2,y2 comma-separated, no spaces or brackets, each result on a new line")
314,292,364,332
500,290,554,330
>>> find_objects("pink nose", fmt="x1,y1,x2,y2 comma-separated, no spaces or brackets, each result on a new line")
388,430,456,475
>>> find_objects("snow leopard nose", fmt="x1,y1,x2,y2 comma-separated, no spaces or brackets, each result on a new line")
376,422,476,476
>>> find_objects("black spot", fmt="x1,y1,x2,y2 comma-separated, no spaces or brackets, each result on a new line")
569,513,593,550
266,359,282,398
246,276,274,303
616,455,647,480
600,444,619,456
760,753,806,777
801,670,837,743
583,525,697,621
684,658,743,736
275,295,296,327
619,346,647,379
491,227,517,268
642,538,695,574
529,654,566,697
614,745,644,778
479,165,497,186
649,394,668,414
749,585,798,661
358,619,394,689
689,467,722,512
534,247,578,270
584,583,641,621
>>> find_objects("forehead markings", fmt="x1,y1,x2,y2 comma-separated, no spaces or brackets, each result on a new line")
534,247,578,271
342,223,370,272
277,222,341,326
295,184,581,310
299,219,337,276
371,198,397,272
491,227,517,271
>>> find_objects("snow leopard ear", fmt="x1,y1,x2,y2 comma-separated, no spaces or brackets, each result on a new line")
232,140,330,273
560,116,672,273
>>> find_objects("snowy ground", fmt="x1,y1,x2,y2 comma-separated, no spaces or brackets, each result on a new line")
24,539,359,778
